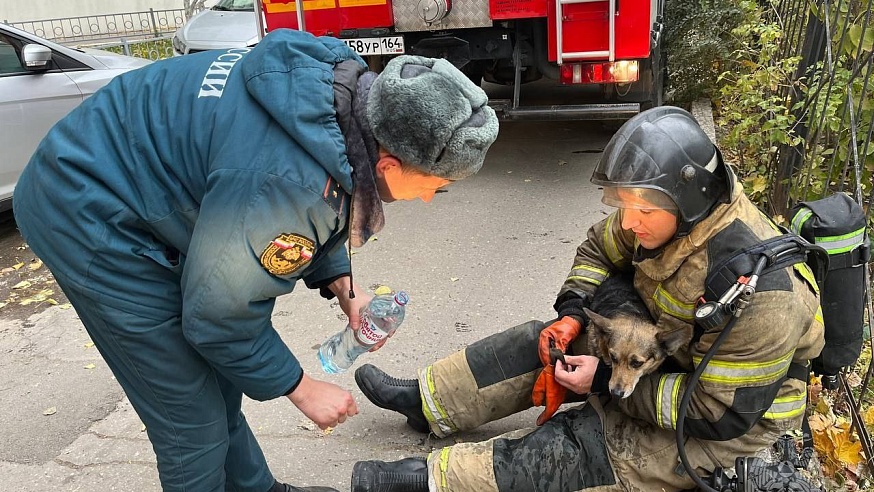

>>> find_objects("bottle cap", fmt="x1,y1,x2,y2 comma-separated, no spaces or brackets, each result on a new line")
394,291,410,306
374,285,392,296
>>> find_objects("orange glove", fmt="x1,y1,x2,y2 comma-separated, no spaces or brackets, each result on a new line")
538,316,582,367
532,365,567,425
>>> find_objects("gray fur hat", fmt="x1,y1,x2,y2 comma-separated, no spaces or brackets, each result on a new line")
367,55,499,180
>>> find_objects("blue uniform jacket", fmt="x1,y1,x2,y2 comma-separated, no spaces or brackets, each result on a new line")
16,29,366,401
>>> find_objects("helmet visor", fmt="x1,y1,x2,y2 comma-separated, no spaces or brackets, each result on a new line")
601,187,678,211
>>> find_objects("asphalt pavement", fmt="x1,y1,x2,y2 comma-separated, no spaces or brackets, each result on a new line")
0,118,614,491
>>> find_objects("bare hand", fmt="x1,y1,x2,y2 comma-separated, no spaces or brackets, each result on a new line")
287,374,359,429
553,355,600,395
341,287,371,332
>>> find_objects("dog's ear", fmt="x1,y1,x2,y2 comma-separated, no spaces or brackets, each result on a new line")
583,308,612,334
657,327,692,355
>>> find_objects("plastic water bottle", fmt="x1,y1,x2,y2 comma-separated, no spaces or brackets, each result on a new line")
318,288,410,374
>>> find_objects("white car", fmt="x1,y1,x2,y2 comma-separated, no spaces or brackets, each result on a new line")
0,23,151,213
172,0,258,56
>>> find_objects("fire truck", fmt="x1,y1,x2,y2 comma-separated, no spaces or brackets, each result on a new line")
254,0,665,120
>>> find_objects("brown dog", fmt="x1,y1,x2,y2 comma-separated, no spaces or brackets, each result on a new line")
581,272,690,399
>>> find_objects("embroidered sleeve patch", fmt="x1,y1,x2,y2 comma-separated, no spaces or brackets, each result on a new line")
259,233,315,276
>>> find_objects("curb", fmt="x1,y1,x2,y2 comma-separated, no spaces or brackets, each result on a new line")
690,98,717,144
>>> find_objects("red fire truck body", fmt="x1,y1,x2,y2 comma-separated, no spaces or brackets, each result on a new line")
258,0,664,119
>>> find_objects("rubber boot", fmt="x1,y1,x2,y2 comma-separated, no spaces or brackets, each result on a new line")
351,457,428,492
354,364,429,433
272,480,339,492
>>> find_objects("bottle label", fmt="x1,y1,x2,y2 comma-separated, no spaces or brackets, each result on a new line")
355,316,389,346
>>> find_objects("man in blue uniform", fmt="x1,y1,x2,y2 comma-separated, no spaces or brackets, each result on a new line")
13,28,499,492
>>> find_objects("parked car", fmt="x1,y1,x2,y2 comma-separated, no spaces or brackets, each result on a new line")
0,23,151,213
172,0,258,56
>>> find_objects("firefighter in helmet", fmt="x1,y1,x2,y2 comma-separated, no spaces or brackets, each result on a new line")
350,106,824,491
13,29,498,492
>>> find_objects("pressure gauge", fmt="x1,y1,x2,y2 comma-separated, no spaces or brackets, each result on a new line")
695,301,727,331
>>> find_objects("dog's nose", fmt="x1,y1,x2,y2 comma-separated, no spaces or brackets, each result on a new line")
611,388,631,399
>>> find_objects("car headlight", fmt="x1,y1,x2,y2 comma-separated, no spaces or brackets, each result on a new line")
172,34,186,55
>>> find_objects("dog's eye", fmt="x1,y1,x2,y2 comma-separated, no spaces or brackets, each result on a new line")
630,360,644,369
610,354,618,364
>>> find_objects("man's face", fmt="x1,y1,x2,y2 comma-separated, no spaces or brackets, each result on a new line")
375,154,453,203
614,188,679,249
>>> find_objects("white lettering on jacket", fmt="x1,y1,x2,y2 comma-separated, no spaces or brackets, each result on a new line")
197,48,252,99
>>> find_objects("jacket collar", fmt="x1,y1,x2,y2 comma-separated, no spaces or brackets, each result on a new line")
635,178,745,282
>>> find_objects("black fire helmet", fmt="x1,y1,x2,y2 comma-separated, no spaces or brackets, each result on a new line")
591,106,734,237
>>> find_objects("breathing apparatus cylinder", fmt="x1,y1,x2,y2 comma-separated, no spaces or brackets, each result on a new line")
789,193,870,387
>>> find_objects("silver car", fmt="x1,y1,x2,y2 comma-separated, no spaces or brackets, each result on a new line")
172,0,258,56
0,23,151,213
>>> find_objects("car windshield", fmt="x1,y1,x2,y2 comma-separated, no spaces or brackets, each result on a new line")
212,0,254,11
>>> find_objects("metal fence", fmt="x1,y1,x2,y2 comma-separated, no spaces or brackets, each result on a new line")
766,0,874,475
5,9,188,60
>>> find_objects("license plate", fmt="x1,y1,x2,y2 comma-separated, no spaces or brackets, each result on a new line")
343,36,405,56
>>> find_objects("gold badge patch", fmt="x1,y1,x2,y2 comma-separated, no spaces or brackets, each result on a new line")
259,233,315,276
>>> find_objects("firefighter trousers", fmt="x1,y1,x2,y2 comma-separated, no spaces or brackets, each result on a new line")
417,320,780,492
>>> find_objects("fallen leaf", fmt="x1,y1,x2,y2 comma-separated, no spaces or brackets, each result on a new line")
59,303,73,310
84,342,95,348
1,267,13,273
558,160,567,166
42,407,57,416
524,179,531,182
450,277,459,282
84,363,96,370
12,280,31,289
0,302,6,309
864,406,874,428
27,259,43,271
368,236,378,242
374,286,392,296
12,262,24,270
140,424,147,432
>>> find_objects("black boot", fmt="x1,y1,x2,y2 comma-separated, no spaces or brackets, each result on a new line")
271,480,339,492
351,457,428,492
354,364,429,433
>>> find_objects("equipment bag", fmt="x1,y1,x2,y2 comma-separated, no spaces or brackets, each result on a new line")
790,193,870,379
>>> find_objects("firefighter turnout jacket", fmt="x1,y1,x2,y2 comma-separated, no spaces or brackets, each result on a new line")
560,180,824,439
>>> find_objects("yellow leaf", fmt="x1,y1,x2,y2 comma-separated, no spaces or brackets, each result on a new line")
12,262,24,270
27,259,43,271
59,303,73,310
42,407,57,416
815,395,832,415
751,175,768,194
0,302,6,309
12,280,31,289
374,286,392,296
46,298,58,305
834,431,864,467
863,406,874,428
84,342,95,348
84,363,96,370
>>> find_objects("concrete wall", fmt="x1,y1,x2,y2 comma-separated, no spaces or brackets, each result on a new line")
2,1,215,23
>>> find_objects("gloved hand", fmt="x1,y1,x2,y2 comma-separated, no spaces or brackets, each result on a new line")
531,365,567,425
538,316,582,367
